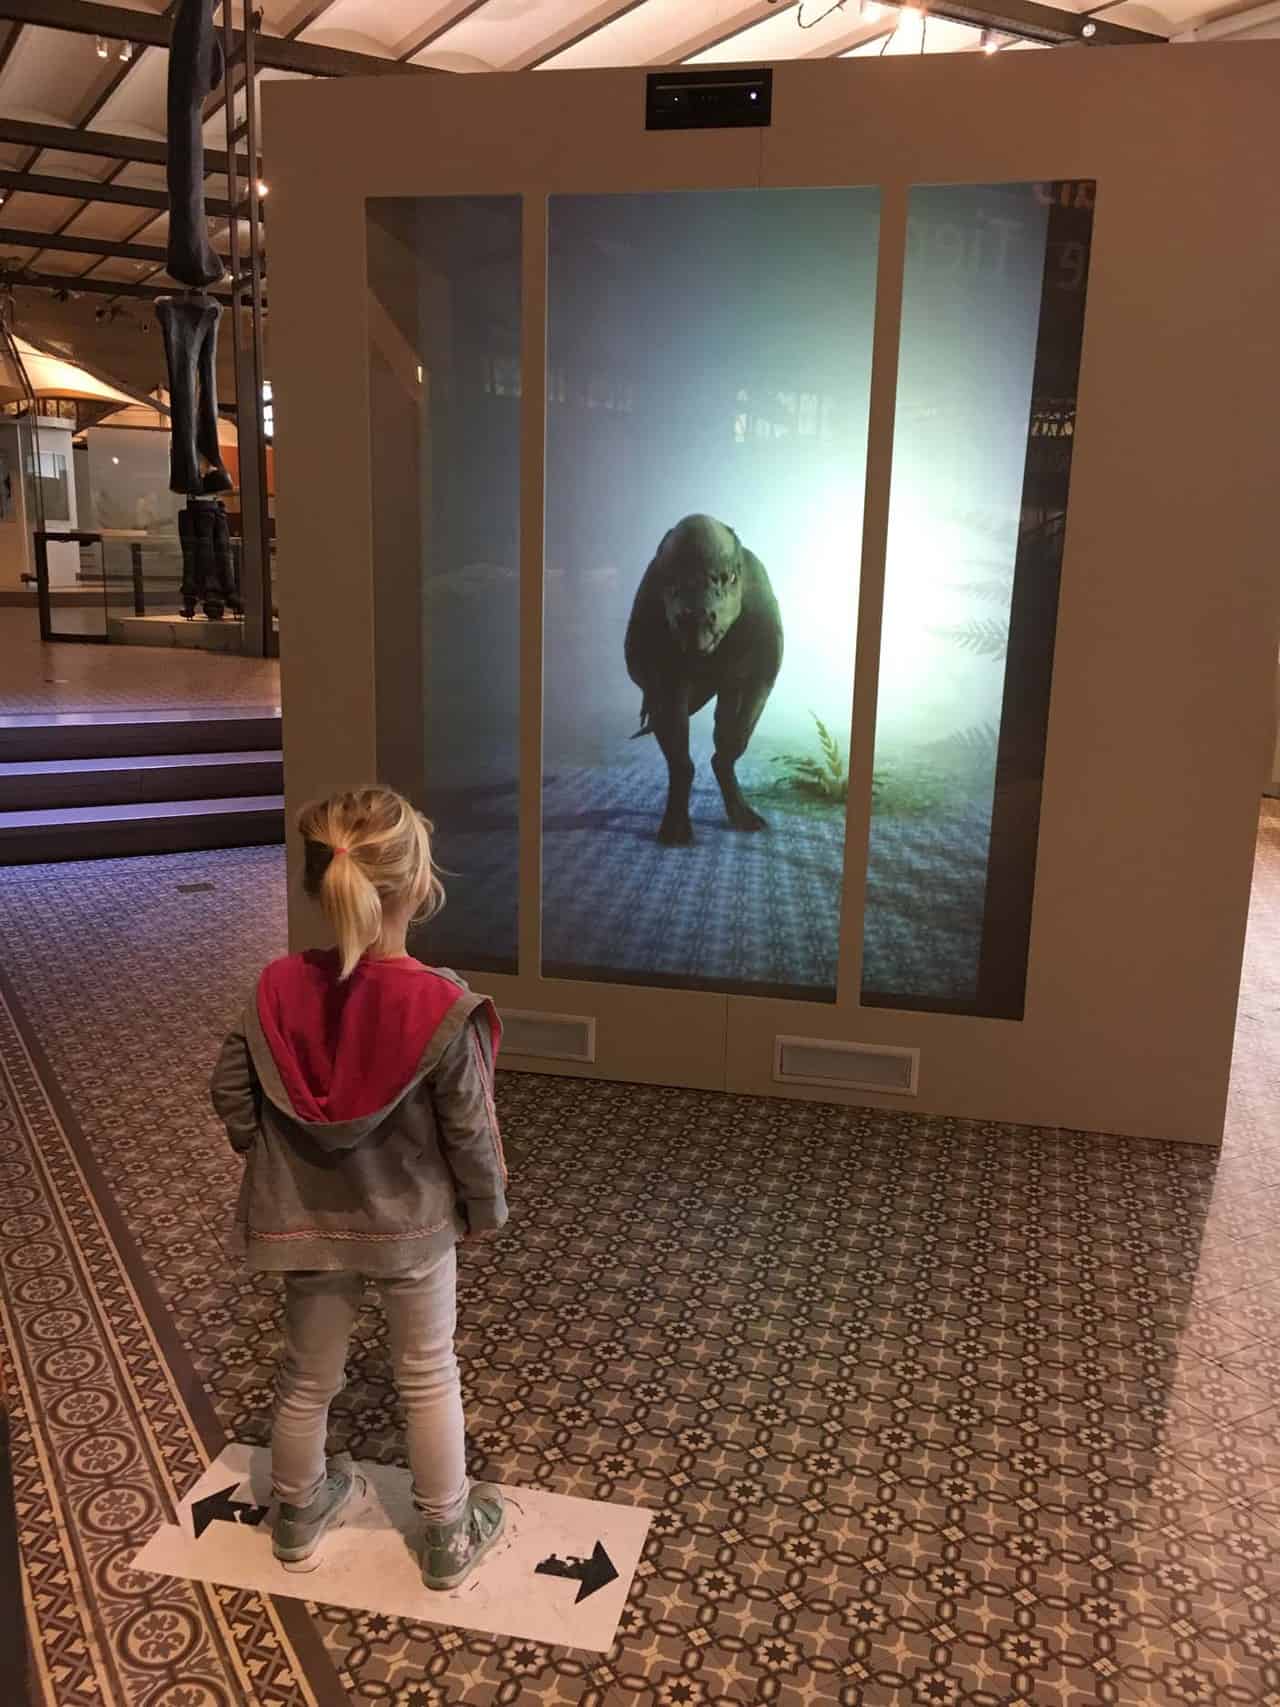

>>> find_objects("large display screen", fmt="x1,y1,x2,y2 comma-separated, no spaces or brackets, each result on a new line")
862,181,1094,1017
367,196,522,974
366,181,1092,1017
541,189,881,1000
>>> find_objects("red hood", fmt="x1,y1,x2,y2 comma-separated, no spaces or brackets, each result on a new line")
256,951,468,1123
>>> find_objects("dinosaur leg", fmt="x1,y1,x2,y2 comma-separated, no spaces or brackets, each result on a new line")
157,298,203,496
209,501,241,614
712,678,772,832
192,501,220,619
648,694,695,847
177,503,198,619
194,303,233,495
165,0,226,291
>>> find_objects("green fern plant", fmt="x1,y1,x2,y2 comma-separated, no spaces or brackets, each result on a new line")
771,712,849,804
950,579,1013,605
928,617,1009,659
923,721,1000,762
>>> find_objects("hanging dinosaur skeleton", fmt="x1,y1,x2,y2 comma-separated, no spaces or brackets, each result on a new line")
157,0,240,620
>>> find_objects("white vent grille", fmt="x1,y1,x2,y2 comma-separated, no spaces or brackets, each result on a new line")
774,1035,919,1096
500,1009,596,1064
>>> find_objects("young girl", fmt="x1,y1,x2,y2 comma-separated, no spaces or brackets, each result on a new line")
211,786,507,1587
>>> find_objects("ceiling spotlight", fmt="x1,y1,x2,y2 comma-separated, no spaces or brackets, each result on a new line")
980,27,1000,51
119,40,134,61
96,35,109,58
1082,19,1097,34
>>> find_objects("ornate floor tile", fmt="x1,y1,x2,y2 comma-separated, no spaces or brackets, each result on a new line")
0,807,1275,1705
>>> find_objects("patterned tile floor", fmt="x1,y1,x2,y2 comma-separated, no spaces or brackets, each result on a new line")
0,802,1276,1705
0,606,279,715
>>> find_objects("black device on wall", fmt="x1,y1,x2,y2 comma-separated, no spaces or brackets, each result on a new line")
645,69,773,131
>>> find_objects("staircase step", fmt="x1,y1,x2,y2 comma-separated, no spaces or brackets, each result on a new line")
0,708,281,764
0,751,284,812
0,795,285,865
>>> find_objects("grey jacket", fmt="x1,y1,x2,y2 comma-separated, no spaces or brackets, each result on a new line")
210,966,508,1274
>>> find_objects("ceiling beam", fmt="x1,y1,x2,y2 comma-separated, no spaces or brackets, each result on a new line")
0,226,260,283
679,7,897,63
807,19,897,56
0,18,23,79
654,4,797,66
922,0,1161,43
203,0,328,158
0,0,430,77
18,3,183,277
7,269,246,303
0,117,256,177
285,0,343,35
0,225,177,263
0,167,239,217
518,0,649,70
515,0,645,69
398,0,490,60
667,0,1159,60
76,39,149,132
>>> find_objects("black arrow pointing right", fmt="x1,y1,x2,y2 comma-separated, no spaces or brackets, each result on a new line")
535,1541,619,1604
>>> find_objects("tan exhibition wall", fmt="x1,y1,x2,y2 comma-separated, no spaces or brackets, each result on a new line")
263,46,1280,1145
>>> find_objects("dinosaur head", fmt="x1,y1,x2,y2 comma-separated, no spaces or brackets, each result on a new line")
659,515,744,657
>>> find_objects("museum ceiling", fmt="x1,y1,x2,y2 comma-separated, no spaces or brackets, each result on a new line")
0,0,1268,341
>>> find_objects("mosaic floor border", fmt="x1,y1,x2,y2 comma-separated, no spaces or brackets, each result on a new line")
0,959,347,1707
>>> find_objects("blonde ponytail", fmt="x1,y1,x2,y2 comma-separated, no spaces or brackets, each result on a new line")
298,786,445,980
321,847,382,980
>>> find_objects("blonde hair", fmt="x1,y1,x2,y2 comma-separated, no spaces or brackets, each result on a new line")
298,786,445,980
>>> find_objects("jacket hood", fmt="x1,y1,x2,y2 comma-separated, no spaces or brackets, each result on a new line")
247,951,494,1151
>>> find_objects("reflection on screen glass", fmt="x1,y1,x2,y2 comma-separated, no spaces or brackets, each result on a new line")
26,447,71,524
542,188,881,1001
862,181,1095,1017
367,196,522,974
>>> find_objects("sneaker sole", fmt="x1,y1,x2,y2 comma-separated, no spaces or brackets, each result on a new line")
423,1501,507,1591
274,1475,362,1573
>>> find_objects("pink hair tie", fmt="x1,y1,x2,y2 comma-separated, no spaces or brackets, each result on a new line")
333,846,348,856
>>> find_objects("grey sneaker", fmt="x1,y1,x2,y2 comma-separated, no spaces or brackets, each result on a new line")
422,1484,506,1590
273,1455,358,1570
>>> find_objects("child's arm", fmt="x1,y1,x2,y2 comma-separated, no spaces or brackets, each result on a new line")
210,1022,261,1154
431,1013,508,1237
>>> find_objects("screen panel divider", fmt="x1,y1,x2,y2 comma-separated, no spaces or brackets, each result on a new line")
519,193,550,984
834,181,908,1011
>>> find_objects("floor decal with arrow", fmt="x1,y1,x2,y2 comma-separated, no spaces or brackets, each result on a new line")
131,1443,652,1652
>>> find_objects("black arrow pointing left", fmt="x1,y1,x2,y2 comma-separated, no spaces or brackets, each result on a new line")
192,1484,270,1540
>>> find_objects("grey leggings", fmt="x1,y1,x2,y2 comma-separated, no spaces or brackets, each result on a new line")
271,1248,469,1524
